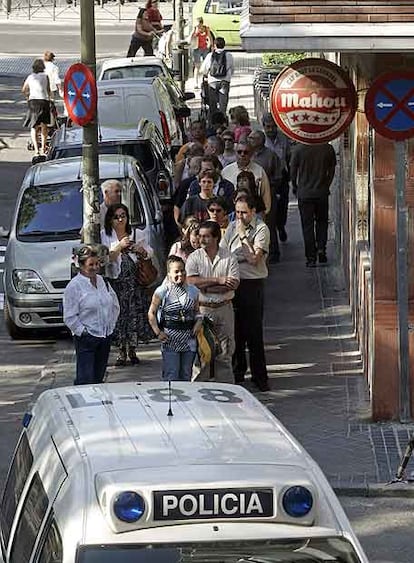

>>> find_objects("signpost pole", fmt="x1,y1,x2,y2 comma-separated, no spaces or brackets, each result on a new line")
395,140,410,422
80,0,100,245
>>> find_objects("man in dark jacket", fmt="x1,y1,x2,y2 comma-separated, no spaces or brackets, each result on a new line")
290,142,336,267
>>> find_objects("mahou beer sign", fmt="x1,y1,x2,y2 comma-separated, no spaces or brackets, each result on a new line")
270,58,357,144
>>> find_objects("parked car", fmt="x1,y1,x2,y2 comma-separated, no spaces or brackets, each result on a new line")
47,121,179,250
97,57,195,147
48,121,174,202
192,0,242,47
3,155,165,339
97,76,187,152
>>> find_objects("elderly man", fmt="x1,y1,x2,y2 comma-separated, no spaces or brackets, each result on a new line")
222,195,270,392
100,179,122,225
221,140,271,216
248,129,283,263
186,220,239,382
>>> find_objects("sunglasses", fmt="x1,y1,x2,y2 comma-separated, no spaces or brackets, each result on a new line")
114,213,127,220
208,207,224,213
223,137,234,141
237,150,250,155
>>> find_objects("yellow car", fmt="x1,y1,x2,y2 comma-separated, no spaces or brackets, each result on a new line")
191,0,242,47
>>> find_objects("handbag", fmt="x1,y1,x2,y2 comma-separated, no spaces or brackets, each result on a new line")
196,316,222,367
136,256,158,287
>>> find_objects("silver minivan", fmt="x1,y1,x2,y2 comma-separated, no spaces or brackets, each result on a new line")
3,155,165,339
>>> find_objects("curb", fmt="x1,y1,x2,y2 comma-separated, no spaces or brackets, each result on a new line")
334,482,414,498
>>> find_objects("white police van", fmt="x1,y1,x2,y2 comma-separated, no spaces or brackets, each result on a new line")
0,382,368,563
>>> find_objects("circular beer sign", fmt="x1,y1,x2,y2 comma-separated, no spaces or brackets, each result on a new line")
270,58,357,144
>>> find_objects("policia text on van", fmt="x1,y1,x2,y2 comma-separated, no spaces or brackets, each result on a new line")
0,382,369,563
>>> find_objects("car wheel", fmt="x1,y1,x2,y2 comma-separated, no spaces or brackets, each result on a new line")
4,300,27,340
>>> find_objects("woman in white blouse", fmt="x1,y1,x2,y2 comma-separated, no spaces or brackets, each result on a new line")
22,58,51,157
63,245,120,386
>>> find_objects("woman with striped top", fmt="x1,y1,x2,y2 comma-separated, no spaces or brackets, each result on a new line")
148,256,203,381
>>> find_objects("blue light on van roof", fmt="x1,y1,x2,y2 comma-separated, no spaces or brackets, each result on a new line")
282,486,313,517
22,413,32,428
113,491,145,523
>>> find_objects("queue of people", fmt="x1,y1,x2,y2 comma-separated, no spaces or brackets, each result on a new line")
57,47,336,392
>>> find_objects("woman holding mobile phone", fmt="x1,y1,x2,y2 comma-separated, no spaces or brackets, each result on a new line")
101,203,154,366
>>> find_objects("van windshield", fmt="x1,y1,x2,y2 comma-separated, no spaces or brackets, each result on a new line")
77,539,362,563
16,183,84,241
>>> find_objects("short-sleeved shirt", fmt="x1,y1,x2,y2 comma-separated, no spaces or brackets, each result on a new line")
222,216,270,279
180,195,211,224
186,246,239,304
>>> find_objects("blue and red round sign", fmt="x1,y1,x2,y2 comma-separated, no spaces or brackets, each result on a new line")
365,71,414,141
64,63,97,126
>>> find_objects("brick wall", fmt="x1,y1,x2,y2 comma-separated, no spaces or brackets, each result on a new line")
249,0,414,24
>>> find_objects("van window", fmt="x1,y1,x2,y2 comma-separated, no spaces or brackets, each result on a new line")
77,539,361,563
16,183,83,242
10,472,49,563
102,66,163,80
206,0,242,13
37,517,63,563
54,144,156,172
0,432,33,548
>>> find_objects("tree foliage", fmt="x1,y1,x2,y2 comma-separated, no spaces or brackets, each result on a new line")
262,52,307,68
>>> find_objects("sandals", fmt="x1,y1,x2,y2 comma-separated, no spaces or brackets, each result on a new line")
128,348,140,365
115,349,127,367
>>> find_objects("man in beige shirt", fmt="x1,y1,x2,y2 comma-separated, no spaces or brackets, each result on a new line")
186,220,239,382
221,140,272,215
222,195,270,392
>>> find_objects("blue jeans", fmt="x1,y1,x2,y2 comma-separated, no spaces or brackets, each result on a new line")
74,333,112,385
162,350,196,381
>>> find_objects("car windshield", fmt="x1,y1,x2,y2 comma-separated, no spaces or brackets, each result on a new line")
16,182,95,241
77,538,362,563
55,144,155,172
102,65,163,80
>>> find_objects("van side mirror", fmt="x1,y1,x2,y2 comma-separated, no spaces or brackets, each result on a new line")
184,92,196,101
175,106,191,119
0,226,10,238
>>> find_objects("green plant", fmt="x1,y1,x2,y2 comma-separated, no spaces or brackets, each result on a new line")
262,52,307,68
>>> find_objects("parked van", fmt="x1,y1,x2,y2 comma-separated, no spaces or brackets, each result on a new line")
3,155,165,339
97,76,186,150
0,382,369,563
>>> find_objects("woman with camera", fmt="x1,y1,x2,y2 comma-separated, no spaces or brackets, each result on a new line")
101,203,155,366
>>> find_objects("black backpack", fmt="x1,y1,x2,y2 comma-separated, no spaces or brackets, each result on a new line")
209,51,227,78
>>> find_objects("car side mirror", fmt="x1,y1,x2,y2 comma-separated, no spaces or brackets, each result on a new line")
184,92,196,101
172,69,181,78
0,226,10,238
155,209,163,224
175,106,191,119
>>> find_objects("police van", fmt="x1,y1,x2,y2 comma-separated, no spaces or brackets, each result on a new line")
0,382,368,563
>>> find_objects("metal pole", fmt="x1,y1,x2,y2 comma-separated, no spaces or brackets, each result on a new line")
178,0,186,93
80,0,100,245
395,140,410,422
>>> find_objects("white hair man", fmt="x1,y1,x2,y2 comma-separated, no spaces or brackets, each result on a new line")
100,180,123,225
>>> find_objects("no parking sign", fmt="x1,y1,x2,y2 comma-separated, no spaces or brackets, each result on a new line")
63,63,97,126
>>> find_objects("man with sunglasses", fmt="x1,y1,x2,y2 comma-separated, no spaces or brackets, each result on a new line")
221,140,271,216
207,196,229,236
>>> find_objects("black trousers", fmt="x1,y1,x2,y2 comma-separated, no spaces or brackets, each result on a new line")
74,333,112,386
265,192,280,259
298,196,329,260
276,179,290,229
232,278,268,385
126,36,154,57
208,80,230,120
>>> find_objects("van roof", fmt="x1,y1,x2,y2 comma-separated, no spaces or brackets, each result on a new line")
33,382,308,475
23,154,138,186
54,124,150,147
